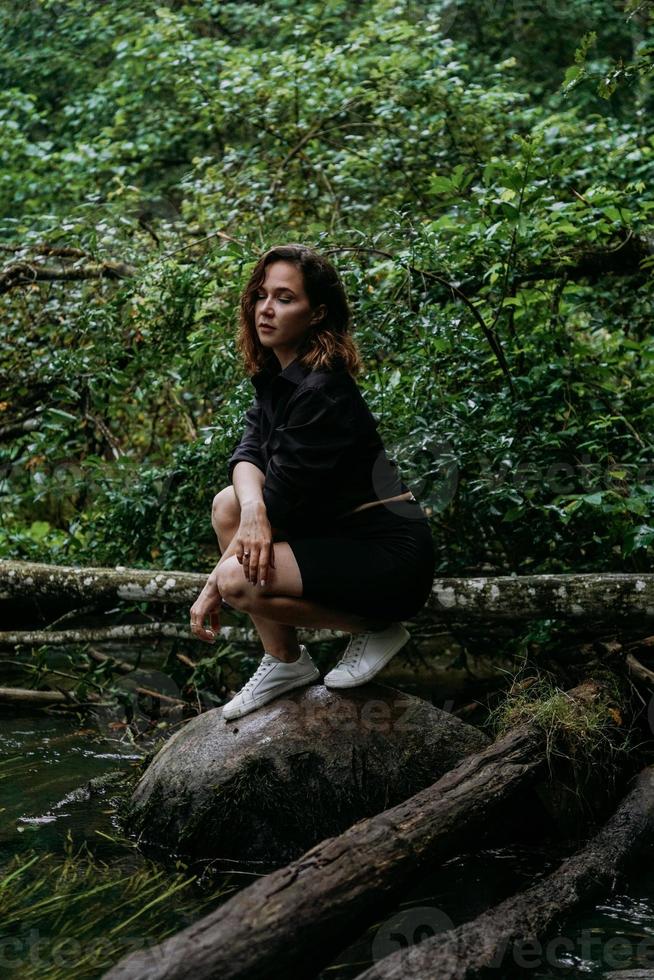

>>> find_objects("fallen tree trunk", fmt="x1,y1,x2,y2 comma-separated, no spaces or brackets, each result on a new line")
0,559,205,604
3,560,654,621
426,571,654,622
0,685,100,706
605,973,654,979
356,765,654,979
102,681,604,980
0,624,202,646
626,651,654,688
0,678,187,710
0,622,351,648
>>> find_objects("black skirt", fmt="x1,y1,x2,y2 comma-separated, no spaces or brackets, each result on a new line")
282,497,436,623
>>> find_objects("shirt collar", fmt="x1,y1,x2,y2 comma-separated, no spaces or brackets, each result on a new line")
251,356,311,395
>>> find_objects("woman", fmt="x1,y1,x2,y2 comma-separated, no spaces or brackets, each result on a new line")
190,244,436,721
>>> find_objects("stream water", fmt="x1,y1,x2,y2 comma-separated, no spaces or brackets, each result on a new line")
2,646,654,979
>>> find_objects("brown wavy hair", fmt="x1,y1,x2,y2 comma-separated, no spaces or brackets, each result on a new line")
236,243,363,378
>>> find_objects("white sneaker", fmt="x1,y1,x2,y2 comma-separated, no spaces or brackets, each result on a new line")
323,623,411,689
222,645,319,721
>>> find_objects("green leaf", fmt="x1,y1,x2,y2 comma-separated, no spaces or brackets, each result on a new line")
623,525,654,557
581,492,605,506
46,408,78,423
428,175,455,196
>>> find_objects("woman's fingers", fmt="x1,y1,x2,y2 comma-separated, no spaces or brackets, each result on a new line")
190,619,216,642
190,592,221,644
236,534,248,567
241,538,252,575
238,529,275,582
247,544,261,584
192,619,218,643
258,542,272,586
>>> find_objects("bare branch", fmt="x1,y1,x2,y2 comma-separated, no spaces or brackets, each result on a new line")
0,259,138,294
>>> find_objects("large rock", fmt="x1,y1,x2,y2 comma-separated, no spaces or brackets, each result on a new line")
124,682,489,868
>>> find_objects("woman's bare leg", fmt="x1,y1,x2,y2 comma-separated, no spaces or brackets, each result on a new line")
213,494,301,661
212,489,382,662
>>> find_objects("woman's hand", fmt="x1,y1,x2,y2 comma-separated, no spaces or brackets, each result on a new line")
234,500,276,587
190,570,221,643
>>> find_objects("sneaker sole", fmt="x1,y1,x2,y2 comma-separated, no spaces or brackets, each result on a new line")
222,668,320,721
323,630,410,689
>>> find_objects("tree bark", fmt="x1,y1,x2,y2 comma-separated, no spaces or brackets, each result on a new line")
626,651,654,687
101,681,603,980
605,973,654,979
357,765,654,979
0,622,352,648
0,686,100,705
426,571,654,622
0,258,137,294
0,624,201,646
0,682,186,708
2,559,654,621
0,559,205,604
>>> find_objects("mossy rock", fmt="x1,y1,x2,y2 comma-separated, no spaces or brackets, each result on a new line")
123,682,489,869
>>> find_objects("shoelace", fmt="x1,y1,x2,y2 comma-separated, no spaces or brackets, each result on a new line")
336,634,367,668
239,655,275,695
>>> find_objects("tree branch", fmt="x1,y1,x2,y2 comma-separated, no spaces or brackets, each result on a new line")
0,259,137,294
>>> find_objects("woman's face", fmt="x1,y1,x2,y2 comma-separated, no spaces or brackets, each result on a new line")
254,260,325,368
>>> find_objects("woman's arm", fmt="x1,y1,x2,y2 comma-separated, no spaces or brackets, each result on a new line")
226,395,266,482
190,462,275,643
222,395,275,583
232,459,265,509
220,461,276,585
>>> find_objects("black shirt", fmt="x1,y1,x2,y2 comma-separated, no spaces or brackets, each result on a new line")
226,354,412,534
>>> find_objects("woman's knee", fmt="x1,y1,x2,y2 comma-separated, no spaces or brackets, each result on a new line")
212,485,240,532
216,544,303,605
215,556,247,602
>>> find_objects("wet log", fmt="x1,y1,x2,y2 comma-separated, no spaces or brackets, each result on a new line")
604,973,654,979
357,765,654,979
0,686,96,705
0,559,205,604
2,559,654,621
102,681,603,980
0,624,200,646
626,651,654,687
0,622,350,648
0,680,184,709
426,572,654,622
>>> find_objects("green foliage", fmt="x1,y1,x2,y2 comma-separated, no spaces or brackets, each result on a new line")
0,0,653,575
